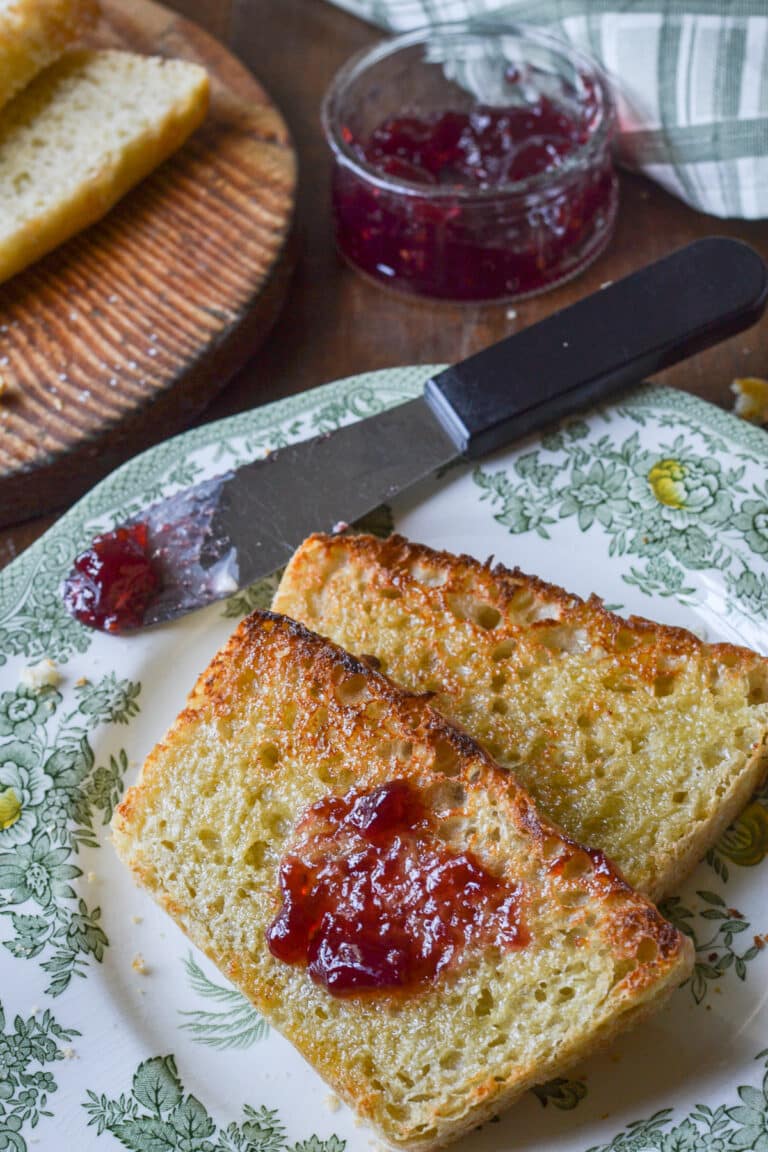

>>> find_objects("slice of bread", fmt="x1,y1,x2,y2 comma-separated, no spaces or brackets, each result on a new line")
0,0,99,112
112,611,692,1151
0,49,209,284
274,533,768,902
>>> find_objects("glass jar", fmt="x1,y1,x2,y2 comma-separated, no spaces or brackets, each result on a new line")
322,23,618,303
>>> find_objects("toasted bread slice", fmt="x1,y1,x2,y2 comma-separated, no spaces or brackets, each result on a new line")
274,533,768,902
0,0,99,112
112,611,692,1151
0,49,209,284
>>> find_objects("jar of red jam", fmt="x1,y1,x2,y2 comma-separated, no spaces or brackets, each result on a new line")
322,23,618,303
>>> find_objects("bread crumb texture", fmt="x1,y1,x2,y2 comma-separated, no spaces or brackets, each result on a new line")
0,0,99,111
19,656,60,689
0,48,209,283
732,376,768,424
112,611,692,1151
274,533,768,901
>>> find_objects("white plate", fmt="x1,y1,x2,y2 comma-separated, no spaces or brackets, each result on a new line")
1,367,767,1152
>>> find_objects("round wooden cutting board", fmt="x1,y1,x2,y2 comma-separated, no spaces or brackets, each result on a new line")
0,0,296,527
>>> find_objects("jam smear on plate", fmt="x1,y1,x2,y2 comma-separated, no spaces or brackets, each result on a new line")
62,522,159,633
266,778,528,995
333,95,616,300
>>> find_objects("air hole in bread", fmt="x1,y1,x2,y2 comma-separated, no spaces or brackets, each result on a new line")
258,743,280,770
397,1071,415,1088
492,638,516,661
474,604,501,630
615,628,639,651
510,587,534,612
747,666,768,704
490,671,506,692
672,791,688,804
474,987,494,1017
209,895,224,915
315,1005,328,1019
534,988,547,1002
185,881,196,898
334,673,371,707
410,562,447,587
244,840,268,868
433,738,460,777
365,699,388,723
160,839,175,851
576,713,593,730
584,740,601,764
308,705,329,733
636,937,659,964
561,853,594,882
265,811,289,839
653,675,676,698
702,744,724,769
197,828,221,849
491,698,508,716
439,1050,461,1070
540,625,589,655
380,586,401,600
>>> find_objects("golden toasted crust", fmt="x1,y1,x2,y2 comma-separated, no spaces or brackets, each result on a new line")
113,610,692,1151
0,49,209,284
273,533,768,901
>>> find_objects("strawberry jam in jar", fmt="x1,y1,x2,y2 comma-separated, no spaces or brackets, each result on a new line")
322,24,618,302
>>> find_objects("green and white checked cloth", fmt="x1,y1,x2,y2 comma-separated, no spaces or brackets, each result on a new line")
328,0,768,220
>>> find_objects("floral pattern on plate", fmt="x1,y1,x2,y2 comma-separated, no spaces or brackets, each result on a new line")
0,368,767,1152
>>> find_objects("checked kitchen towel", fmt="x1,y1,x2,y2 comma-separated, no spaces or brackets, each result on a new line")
328,0,768,220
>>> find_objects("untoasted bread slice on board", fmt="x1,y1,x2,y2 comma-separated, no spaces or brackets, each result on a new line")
0,0,99,112
0,49,209,284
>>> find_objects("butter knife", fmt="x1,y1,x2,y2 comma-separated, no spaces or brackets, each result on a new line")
65,238,768,630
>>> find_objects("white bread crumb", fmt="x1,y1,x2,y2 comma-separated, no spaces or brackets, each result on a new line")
731,376,768,423
131,953,147,974
86,871,97,884
324,1094,341,1113
62,1046,77,1059
19,658,60,690
131,915,143,924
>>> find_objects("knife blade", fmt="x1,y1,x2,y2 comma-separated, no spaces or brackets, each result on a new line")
66,237,768,630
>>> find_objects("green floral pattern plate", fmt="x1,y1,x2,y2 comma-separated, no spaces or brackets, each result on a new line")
2,367,767,1152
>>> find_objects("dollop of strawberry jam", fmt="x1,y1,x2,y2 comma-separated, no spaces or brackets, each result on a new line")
332,97,617,300
61,523,159,633
266,779,527,995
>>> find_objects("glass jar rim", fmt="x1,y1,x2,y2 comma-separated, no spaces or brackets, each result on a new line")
321,20,616,202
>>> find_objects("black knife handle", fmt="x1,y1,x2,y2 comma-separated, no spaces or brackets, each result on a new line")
423,237,768,459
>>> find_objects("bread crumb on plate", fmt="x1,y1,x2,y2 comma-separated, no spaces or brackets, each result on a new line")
19,658,60,690
731,376,768,423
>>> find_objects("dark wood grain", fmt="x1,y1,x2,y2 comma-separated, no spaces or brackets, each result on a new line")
0,0,296,526
1,0,767,567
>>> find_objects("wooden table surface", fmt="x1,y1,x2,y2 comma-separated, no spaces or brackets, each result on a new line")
2,0,768,570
